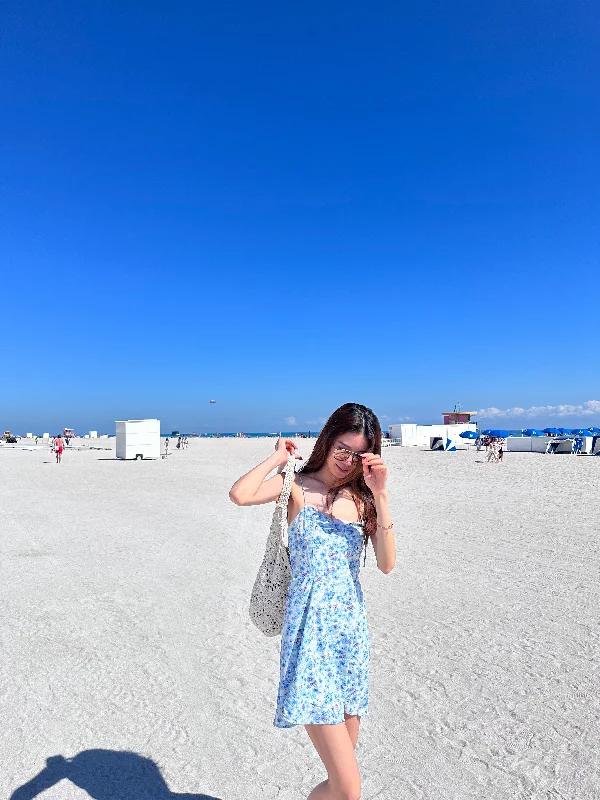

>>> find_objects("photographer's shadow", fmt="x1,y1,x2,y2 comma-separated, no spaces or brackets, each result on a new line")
10,750,220,799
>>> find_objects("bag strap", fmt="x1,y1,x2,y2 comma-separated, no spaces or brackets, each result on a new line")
276,453,296,509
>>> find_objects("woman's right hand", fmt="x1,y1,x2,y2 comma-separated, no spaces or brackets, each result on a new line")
274,438,299,465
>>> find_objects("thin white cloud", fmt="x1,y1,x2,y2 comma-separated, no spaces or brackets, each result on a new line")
306,416,327,425
478,400,600,419
284,416,297,426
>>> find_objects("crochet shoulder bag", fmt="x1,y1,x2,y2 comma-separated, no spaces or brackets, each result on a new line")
249,454,295,636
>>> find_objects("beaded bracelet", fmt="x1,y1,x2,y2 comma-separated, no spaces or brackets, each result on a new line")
377,522,394,530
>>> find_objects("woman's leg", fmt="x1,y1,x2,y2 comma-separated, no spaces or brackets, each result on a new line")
343,713,360,749
305,722,361,800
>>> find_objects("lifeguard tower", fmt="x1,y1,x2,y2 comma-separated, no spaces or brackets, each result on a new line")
442,403,477,426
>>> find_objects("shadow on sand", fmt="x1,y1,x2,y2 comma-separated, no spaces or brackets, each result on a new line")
10,750,221,799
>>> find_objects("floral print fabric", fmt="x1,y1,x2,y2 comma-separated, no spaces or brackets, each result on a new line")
274,505,370,728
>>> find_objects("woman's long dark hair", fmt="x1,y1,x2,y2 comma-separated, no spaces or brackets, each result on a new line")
300,402,382,563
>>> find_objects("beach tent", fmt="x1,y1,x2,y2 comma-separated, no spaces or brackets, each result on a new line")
546,439,574,454
430,436,457,451
592,436,600,456
577,435,596,454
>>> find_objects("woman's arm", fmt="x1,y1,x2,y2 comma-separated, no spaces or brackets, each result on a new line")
229,439,298,506
370,491,396,574
361,453,396,574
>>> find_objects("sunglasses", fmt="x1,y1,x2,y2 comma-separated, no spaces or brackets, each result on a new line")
332,445,369,465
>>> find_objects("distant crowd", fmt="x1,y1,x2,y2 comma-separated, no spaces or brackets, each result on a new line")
163,435,189,455
477,435,504,463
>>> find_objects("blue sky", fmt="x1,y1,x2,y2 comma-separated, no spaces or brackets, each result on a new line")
2,1,598,433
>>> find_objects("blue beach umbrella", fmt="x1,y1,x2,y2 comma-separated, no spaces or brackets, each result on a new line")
570,429,590,436
522,428,544,436
487,429,510,438
542,427,560,435
587,427,600,435
459,430,479,439
557,428,572,435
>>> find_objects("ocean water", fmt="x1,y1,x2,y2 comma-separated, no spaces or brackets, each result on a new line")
160,429,574,439
161,431,316,438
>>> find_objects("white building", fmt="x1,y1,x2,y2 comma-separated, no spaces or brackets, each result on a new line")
115,419,160,460
505,436,549,453
389,422,477,448
89,431,98,438
388,408,478,448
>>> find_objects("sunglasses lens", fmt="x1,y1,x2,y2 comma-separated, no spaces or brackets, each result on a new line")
334,448,359,463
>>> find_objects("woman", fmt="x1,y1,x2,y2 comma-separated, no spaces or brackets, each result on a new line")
229,403,395,800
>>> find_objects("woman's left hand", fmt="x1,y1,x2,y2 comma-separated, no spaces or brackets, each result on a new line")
361,453,387,495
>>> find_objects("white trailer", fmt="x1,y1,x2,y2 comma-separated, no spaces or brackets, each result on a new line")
115,419,160,460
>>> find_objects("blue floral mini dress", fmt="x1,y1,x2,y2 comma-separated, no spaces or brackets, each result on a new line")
274,476,370,728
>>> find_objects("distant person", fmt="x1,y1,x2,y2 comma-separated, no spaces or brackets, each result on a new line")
35,436,38,445
229,403,395,800
498,445,504,462
164,437,169,456
54,434,64,464
486,439,498,463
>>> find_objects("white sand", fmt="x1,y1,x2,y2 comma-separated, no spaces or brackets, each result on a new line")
1,439,599,799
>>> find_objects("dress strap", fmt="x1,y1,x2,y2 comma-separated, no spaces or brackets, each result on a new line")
298,473,306,508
